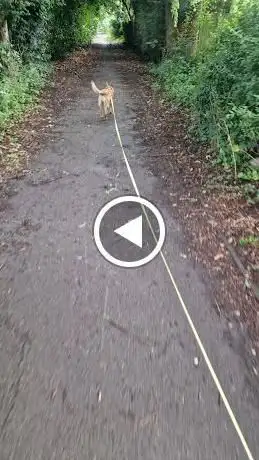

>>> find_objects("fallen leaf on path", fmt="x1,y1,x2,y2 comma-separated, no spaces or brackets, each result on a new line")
214,253,224,261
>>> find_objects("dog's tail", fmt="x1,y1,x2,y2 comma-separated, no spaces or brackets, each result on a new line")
91,80,100,94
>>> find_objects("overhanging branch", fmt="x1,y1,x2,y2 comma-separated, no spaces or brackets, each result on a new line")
121,0,133,21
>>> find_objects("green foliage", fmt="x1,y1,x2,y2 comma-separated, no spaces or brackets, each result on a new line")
242,183,259,204
108,1,132,42
2,0,102,60
110,15,125,39
0,42,49,133
152,0,259,180
0,43,22,76
0,57,49,130
151,55,197,106
196,1,259,171
238,167,259,182
0,0,102,131
75,4,100,45
131,0,166,60
239,235,259,246
171,0,180,27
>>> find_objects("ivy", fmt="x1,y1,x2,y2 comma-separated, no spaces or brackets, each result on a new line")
0,0,102,130
153,0,259,178
171,0,180,27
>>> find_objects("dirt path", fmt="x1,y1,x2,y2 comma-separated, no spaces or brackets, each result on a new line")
0,46,259,459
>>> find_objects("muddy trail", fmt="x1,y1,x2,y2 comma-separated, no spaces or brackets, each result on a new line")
0,46,259,459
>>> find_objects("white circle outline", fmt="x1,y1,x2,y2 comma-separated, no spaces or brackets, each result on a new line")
93,195,166,268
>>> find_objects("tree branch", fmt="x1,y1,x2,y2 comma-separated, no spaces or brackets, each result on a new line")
121,0,133,21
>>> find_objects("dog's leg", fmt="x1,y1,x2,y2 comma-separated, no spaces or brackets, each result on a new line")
98,96,102,118
104,100,108,119
109,100,113,115
98,96,104,119
101,101,106,119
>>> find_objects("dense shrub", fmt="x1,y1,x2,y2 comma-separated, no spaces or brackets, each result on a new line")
196,4,259,160
152,0,259,179
0,42,49,132
133,0,165,61
152,55,197,106
108,1,132,43
0,0,100,131
0,61,49,131
75,3,100,45
123,21,134,45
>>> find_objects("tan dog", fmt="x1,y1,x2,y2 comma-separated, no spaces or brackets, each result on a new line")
91,80,114,119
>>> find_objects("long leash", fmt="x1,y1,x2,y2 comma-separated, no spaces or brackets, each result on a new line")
110,98,255,460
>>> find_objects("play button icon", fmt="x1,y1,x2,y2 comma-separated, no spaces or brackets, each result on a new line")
114,215,143,248
93,195,165,268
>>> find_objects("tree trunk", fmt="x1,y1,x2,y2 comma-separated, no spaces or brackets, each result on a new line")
0,19,10,43
190,0,205,57
165,0,174,53
122,0,133,21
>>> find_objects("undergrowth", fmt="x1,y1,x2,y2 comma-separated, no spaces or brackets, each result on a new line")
0,45,50,135
0,1,100,136
151,1,259,187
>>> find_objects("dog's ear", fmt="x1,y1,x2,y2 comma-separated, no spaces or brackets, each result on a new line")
106,81,109,87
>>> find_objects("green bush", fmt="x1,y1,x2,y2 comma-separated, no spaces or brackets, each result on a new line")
132,0,165,61
75,4,100,45
153,0,259,179
0,43,22,77
0,54,49,131
110,16,124,39
196,2,259,171
108,5,131,43
151,55,197,106
0,0,101,132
